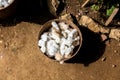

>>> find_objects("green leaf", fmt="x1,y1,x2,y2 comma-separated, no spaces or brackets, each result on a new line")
91,4,100,11
106,5,115,16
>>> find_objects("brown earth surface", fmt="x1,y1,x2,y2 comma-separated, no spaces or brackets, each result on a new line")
0,0,120,80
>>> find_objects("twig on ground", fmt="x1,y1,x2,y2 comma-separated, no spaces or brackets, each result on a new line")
81,0,90,8
105,8,119,26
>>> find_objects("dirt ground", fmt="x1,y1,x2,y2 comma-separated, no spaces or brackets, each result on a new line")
0,0,120,80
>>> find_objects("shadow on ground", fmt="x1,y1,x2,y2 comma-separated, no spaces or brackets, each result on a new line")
66,26,106,66
0,0,106,66
0,0,55,26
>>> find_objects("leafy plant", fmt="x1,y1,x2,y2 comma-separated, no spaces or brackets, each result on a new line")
106,5,115,16
91,0,103,11
90,0,117,16
91,4,100,11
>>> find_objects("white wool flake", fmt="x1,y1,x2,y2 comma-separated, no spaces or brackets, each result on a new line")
74,36,80,41
41,32,48,41
64,46,74,56
38,40,45,47
8,0,13,4
40,47,46,53
51,30,61,43
60,46,67,56
67,37,73,46
68,29,78,38
65,29,71,34
46,40,59,57
59,22,69,30
38,40,46,53
0,0,13,8
51,21,60,30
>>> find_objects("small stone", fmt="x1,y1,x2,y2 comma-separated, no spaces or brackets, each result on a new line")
60,61,64,64
118,22,120,25
109,29,120,41
117,4,119,7
101,57,106,61
78,13,81,16
101,34,108,41
0,40,3,44
75,14,81,21
114,50,117,53
75,15,79,18
90,75,94,79
67,6,70,9
112,65,116,68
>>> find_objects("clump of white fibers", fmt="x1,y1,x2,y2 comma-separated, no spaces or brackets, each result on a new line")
0,0,13,8
38,21,80,63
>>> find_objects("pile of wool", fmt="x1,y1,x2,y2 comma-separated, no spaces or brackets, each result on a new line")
38,21,80,62
0,0,13,8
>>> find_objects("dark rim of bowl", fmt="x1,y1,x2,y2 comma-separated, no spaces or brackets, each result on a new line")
38,19,83,62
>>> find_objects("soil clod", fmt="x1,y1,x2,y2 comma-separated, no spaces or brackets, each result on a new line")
112,65,116,68
101,57,106,61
